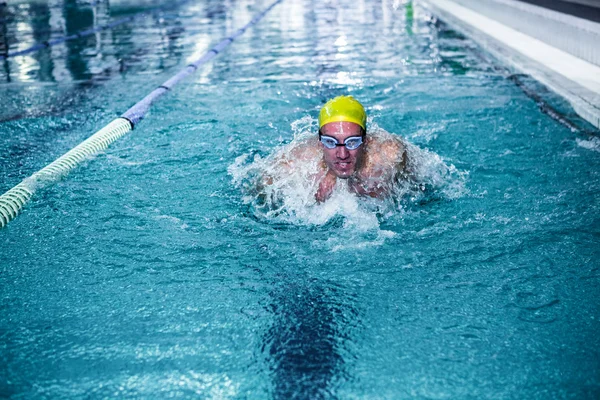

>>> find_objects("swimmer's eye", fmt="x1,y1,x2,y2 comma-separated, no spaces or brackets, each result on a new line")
320,136,339,149
344,136,363,150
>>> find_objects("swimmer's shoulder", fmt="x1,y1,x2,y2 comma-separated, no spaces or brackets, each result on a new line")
274,137,321,168
366,134,407,164
289,138,321,160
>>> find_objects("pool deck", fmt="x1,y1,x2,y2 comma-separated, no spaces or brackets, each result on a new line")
423,0,600,130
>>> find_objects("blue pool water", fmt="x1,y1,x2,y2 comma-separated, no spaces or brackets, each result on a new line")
1,0,600,398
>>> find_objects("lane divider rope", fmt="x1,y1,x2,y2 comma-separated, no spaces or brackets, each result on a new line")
0,0,283,229
0,0,191,60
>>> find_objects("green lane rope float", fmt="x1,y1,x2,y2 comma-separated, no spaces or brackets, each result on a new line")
0,0,283,229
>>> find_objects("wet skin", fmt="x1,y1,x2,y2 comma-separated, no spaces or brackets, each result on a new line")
316,121,365,202
315,121,407,203
320,121,365,178
260,122,407,204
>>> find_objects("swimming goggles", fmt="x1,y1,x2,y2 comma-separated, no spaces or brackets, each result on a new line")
319,132,364,150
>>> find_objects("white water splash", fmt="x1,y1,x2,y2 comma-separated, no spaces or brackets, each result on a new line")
228,119,466,236
576,137,600,153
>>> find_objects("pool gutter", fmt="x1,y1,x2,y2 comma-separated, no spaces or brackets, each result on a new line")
422,0,600,130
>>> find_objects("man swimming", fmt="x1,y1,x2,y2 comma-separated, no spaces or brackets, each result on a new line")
271,95,408,203
232,96,459,220
248,95,409,208
313,95,408,202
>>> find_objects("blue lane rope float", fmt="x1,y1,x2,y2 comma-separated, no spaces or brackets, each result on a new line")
0,0,283,229
0,0,191,60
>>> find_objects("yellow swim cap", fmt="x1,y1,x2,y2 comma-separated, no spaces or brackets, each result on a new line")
318,95,367,130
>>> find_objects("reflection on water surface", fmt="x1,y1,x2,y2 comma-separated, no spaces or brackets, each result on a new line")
0,0,599,398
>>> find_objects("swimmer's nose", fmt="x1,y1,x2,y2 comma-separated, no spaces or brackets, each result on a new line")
337,146,349,159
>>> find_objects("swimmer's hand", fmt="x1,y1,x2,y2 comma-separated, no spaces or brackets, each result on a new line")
315,170,337,203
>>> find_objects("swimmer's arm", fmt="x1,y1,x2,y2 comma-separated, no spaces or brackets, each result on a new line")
257,141,320,189
351,140,406,198
315,169,336,203
271,141,320,171
273,141,333,203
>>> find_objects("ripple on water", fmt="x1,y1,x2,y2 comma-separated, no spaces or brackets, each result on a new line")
502,281,562,324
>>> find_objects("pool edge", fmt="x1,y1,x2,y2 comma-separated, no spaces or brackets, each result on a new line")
422,0,600,130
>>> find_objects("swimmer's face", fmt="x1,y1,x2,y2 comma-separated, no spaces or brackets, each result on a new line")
320,121,365,179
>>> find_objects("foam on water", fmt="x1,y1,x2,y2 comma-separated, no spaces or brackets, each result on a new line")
576,136,600,152
2,0,600,396
228,118,467,239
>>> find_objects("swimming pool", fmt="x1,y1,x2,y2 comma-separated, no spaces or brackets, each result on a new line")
1,0,599,398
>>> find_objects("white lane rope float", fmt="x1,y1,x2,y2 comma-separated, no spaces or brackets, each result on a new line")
0,0,283,229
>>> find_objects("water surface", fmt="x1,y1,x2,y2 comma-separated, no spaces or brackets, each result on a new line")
1,0,599,398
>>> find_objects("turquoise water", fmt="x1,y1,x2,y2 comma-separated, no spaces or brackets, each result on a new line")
1,0,600,398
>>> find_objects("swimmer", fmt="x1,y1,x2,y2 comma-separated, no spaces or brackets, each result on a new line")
262,96,408,203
